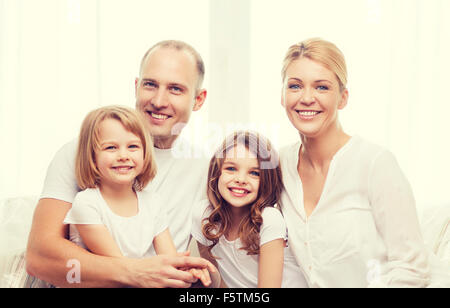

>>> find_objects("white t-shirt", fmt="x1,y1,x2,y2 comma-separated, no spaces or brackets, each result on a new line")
279,135,430,288
40,136,208,252
63,187,168,258
192,200,308,288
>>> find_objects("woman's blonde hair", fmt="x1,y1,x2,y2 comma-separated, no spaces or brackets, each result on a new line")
202,131,283,257
282,38,348,92
75,105,156,191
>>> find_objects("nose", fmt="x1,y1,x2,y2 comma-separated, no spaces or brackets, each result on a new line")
234,171,248,185
117,148,130,162
300,87,315,106
151,88,169,109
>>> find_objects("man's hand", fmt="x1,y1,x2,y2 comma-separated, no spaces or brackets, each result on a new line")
123,253,216,288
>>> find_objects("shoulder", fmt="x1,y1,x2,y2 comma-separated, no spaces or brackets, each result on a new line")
192,199,212,221
53,138,78,161
347,136,390,161
261,206,286,229
279,142,300,161
73,188,99,203
260,206,287,245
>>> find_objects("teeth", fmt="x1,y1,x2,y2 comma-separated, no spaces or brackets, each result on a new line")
231,188,247,194
299,111,319,116
114,167,132,171
151,112,168,120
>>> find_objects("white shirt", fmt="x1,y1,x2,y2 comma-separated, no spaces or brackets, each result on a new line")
40,136,208,252
63,187,168,258
279,136,430,288
192,200,308,288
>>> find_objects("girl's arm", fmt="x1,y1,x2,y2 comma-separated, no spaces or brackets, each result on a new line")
197,241,223,288
258,239,285,288
153,228,178,255
76,224,123,258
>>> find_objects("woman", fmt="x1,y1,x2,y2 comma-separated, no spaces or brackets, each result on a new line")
279,38,430,287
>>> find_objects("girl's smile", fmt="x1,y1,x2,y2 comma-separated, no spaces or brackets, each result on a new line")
218,145,260,208
95,118,145,189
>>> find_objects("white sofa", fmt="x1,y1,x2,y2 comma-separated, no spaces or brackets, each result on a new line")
0,196,449,287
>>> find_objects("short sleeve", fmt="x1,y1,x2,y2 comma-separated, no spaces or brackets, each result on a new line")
260,207,287,247
40,139,80,203
191,200,213,246
63,191,103,225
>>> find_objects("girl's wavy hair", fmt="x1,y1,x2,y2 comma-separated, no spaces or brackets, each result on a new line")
202,131,283,257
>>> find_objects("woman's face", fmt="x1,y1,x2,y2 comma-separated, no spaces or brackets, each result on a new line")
282,57,348,138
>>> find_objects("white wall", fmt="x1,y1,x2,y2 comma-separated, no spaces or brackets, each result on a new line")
1,0,449,212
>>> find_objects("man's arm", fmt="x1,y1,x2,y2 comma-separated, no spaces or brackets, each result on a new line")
26,198,206,288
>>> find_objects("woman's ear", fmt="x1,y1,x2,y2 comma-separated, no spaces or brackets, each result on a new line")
338,89,349,110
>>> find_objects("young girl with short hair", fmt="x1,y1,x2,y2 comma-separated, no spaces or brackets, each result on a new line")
192,131,308,288
64,105,213,286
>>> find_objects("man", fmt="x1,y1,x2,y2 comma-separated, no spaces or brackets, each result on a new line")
26,40,212,288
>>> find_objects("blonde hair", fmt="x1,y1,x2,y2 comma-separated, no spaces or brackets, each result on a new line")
76,105,156,191
282,38,348,91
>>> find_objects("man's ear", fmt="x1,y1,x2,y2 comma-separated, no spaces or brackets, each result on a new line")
193,89,207,111
134,78,139,96
338,88,349,110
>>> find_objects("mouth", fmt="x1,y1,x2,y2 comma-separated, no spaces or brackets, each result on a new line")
296,110,322,120
146,110,172,122
111,166,134,173
228,187,250,197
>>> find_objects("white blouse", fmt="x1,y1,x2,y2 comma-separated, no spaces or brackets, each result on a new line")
279,136,430,287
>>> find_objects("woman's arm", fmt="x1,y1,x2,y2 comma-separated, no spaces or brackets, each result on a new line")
368,150,430,287
258,239,285,288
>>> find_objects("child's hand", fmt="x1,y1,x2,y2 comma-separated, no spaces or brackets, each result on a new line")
188,268,212,287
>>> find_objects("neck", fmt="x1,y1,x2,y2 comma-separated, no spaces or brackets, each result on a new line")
153,135,178,150
299,123,350,171
98,182,135,200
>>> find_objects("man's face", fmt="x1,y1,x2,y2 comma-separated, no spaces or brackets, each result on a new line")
135,47,206,149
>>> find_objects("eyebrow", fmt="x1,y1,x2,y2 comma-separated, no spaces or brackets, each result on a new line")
100,139,142,145
288,78,332,84
223,160,260,169
141,78,187,89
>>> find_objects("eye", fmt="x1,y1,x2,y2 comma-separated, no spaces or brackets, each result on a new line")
169,86,183,93
143,81,157,88
250,170,260,177
288,83,301,90
317,85,329,91
129,144,140,149
224,166,236,172
104,145,116,150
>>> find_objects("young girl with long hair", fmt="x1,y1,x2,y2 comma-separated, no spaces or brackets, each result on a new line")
63,105,214,286
192,131,308,288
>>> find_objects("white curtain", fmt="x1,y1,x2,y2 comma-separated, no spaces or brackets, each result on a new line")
0,0,210,200
1,0,449,212
248,0,450,211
